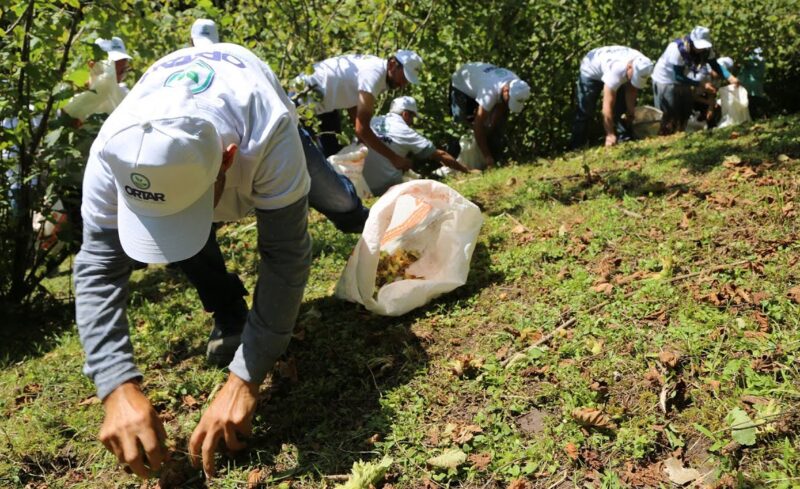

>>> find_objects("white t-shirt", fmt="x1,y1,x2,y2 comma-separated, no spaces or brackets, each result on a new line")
451,63,519,111
63,60,129,121
303,54,388,114
363,113,436,195
81,43,310,230
580,46,643,91
652,41,687,85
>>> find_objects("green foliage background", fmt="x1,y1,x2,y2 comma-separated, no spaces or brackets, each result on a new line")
1,0,799,303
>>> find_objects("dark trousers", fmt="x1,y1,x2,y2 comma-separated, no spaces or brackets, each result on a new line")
316,110,344,157
569,75,634,149
175,225,248,336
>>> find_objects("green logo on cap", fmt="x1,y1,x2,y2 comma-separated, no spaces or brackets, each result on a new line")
164,60,215,94
131,173,150,190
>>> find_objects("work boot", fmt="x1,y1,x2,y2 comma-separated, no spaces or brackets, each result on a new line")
206,327,243,367
205,298,248,367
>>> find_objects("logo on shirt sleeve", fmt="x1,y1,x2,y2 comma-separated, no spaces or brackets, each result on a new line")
164,59,215,94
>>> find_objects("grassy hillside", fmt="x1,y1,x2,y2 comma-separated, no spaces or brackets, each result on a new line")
2,115,800,488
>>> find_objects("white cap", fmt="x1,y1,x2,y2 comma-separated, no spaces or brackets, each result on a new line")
689,26,713,50
717,56,734,71
96,37,132,62
394,49,423,84
191,19,219,46
630,55,654,89
507,79,531,113
99,86,223,263
390,96,418,115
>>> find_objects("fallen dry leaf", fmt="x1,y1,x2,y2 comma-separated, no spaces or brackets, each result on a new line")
787,286,800,303
644,367,663,386
571,407,617,430
181,394,199,410
511,224,527,234
565,442,579,461
452,424,483,444
247,467,266,489
506,478,532,489
663,457,701,485
468,452,492,471
658,350,681,370
591,282,614,295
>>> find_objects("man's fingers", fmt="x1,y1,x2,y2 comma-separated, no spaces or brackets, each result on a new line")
188,427,205,468
201,428,222,478
139,431,166,473
222,426,247,453
120,437,149,478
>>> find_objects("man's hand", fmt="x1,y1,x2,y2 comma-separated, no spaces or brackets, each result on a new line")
100,381,168,478
189,373,259,478
704,82,718,95
605,134,618,147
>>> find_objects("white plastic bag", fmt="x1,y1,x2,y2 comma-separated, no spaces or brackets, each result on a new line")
717,85,751,128
457,131,486,170
632,105,663,139
329,143,372,199
335,180,483,316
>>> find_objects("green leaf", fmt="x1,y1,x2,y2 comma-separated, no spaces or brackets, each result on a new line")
427,448,467,469
65,68,90,87
727,408,757,446
335,456,393,489
44,127,63,148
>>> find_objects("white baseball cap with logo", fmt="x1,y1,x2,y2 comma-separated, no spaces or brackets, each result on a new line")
630,55,655,89
507,79,531,113
390,96,418,115
96,37,133,62
689,26,713,50
394,49,423,84
99,86,223,263
191,19,219,46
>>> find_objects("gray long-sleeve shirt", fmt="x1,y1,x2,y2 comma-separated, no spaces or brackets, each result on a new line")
75,198,311,400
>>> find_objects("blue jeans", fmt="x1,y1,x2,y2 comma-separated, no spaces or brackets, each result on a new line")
298,126,369,234
569,75,634,149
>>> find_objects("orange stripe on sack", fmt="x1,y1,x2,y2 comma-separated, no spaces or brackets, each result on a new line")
379,202,432,247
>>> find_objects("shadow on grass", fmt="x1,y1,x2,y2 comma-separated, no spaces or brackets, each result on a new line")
221,241,504,481
0,299,75,367
547,169,693,205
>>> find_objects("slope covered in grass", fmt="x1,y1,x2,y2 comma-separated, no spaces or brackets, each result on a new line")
2,115,799,488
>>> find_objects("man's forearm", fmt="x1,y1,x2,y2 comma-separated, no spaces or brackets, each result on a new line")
602,88,616,136
74,225,140,400
228,196,312,385
472,117,492,161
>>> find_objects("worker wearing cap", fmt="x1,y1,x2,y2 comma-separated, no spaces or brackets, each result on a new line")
63,37,133,122
74,43,312,479
292,50,423,166
569,46,654,148
690,56,735,128
190,18,219,46
449,62,531,168
363,96,473,196
651,26,740,134
189,21,368,233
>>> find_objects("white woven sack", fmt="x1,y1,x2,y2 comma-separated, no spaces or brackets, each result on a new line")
335,180,483,316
